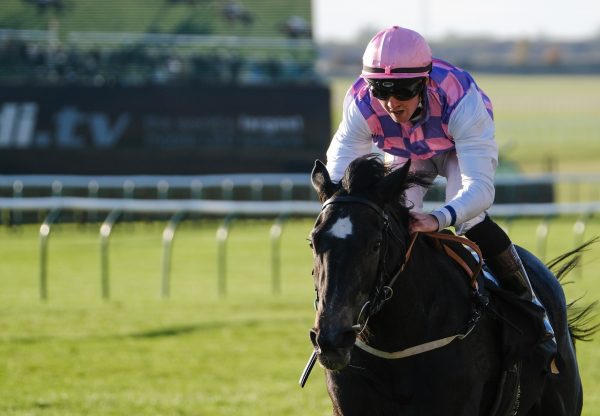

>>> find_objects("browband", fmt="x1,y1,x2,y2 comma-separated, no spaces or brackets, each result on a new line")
322,195,388,222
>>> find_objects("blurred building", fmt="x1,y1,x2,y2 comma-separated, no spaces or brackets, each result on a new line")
317,35,600,77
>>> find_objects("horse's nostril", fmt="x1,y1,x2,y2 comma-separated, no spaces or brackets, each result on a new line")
340,329,357,348
314,327,356,352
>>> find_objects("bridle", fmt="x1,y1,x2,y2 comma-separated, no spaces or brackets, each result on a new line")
318,194,418,334
301,193,487,388
318,194,486,348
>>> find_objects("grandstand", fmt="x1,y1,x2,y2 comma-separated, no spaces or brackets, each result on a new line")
0,0,316,86
0,0,330,175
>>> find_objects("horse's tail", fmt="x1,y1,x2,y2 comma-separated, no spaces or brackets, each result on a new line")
547,237,600,343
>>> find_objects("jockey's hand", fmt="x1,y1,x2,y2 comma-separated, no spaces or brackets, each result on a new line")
408,212,439,234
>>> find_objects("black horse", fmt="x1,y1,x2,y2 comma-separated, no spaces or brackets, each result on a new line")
307,154,595,415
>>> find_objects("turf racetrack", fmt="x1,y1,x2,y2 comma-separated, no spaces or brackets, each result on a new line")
1,218,599,415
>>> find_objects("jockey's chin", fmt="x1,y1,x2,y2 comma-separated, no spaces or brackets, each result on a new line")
377,95,420,124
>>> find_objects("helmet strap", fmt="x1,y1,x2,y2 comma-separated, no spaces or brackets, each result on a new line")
409,87,427,123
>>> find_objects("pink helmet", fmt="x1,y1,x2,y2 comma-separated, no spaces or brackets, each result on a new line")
361,26,432,79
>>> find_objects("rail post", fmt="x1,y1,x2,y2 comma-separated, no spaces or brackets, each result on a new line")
280,178,293,200
157,180,170,199
122,180,134,222
250,179,263,201
536,216,551,262
191,180,203,199
270,214,288,295
161,211,186,298
501,215,515,237
216,214,236,297
221,179,234,200
51,180,63,197
87,180,100,223
12,180,23,226
157,180,170,221
573,213,591,278
39,208,61,301
100,210,121,300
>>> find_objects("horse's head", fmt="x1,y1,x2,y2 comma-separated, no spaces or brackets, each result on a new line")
308,154,412,370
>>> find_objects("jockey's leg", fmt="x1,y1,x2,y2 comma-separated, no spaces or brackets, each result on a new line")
464,215,535,301
431,151,540,303
464,215,558,373
433,152,557,372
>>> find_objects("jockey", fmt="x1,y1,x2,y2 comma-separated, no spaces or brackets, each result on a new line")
325,26,554,349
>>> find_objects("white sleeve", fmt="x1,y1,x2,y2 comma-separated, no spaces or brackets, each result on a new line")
325,91,374,183
430,84,498,229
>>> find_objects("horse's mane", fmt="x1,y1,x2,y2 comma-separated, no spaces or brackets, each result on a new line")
340,154,432,208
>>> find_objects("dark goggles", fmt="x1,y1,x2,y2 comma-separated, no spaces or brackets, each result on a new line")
368,78,425,101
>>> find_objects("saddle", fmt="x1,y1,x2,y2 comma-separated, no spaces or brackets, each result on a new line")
424,230,549,364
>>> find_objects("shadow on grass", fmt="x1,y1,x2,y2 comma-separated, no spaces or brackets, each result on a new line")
127,320,262,339
1,316,302,344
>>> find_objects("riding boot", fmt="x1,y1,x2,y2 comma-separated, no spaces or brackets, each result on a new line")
486,244,559,373
465,216,558,373
485,244,534,301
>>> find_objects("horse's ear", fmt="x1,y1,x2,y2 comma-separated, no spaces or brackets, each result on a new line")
375,160,411,203
311,160,338,203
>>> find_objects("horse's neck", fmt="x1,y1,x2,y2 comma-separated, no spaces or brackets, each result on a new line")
368,238,473,349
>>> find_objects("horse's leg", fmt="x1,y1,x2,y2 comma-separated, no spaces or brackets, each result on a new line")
536,350,583,416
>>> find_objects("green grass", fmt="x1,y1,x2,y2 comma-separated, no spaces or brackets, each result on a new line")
476,75,600,174
1,218,600,415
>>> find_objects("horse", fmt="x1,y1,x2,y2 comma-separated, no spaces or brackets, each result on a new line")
306,154,596,416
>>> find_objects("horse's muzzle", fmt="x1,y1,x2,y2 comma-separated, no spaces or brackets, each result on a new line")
310,327,356,370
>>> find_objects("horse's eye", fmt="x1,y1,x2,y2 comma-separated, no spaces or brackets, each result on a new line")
373,240,383,252
306,238,314,250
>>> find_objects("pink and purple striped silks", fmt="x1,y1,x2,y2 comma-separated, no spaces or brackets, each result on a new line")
351,58,494,161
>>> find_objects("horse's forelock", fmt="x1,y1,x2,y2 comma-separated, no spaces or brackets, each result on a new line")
338,155,434,210
341,154,389,195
